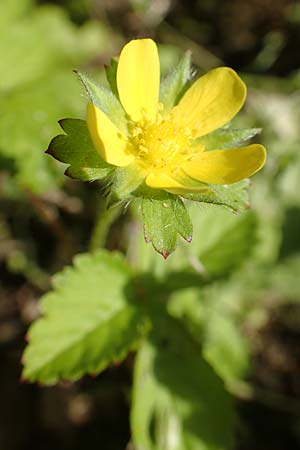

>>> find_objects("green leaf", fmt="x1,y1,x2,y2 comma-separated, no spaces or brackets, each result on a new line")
22,251,148,384
190,205,258,276
76,71,127,133
167,288,206,338
167,286,250,384
197,127,262,150
160,51,192,112
105,57,119,99
47,118,112,181
200,281,251,384
182,180,250,213
203,314,250,384
142,191,192,258
131,317,235,450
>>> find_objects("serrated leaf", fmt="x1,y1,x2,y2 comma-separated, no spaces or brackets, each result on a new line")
76,71,127,133
190,205,258,276
47,118,112,181
197,127,262,150
160,51,192,112
182,180,250,212
22,251,148,384
131,317,235,450
142,192,192,257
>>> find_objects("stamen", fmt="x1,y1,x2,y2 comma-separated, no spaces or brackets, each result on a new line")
128,116,197,172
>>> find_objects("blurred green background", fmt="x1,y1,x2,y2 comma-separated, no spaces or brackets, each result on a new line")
1,0,300,449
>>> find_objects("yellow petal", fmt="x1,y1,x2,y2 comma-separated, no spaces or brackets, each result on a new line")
87,102,133,167
183,144,266,184
172,67,246,137
117,39,160,123
145,172,211,194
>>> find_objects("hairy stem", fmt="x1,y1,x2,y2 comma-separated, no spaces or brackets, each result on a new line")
89,201,122,251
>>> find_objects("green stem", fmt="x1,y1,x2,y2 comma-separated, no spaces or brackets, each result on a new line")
89,201,122,251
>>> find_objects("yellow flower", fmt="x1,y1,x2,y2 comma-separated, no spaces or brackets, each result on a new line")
87,39,266,194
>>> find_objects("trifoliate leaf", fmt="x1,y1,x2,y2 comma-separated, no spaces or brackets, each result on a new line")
197,127,262,150
160,51,192,112
131,317,235,450
182,180,250,212
47,118,112,181
142,191,192,258
22,251,148,384
76,71,127,133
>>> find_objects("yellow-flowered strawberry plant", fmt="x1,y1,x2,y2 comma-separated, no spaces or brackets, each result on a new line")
88,39,265,191
22,38,269,450
46,38,266,257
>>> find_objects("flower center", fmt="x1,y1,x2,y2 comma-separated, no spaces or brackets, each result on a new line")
128,118,193,172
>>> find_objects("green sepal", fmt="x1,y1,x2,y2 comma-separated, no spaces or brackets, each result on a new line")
105,57,119,99
182,180,250,213
22,250,149,384
197,127,262,150
75,70,127,133
160,51,192,112
141,190,193,258
46,118,112,181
